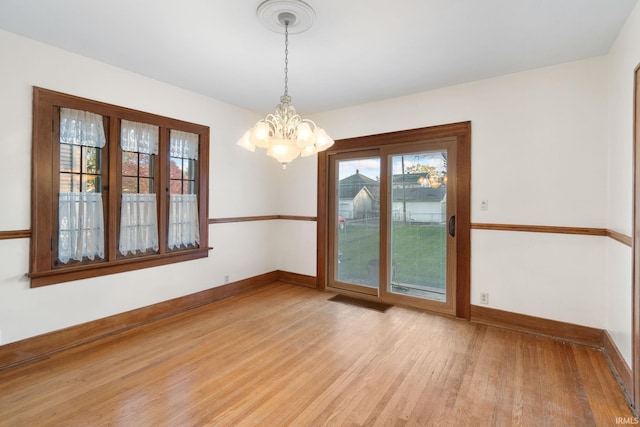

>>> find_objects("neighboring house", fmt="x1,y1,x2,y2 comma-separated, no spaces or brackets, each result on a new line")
392,172,446,223
338,170,446,223
391,185,446,224
338,170,380,219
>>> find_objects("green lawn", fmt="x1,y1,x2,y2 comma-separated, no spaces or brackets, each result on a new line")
337,222,446,288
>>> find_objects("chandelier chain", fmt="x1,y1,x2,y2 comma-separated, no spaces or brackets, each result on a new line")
284,22,289,97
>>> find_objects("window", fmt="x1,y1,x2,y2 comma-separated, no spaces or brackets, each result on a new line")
30,88,210,287
119,120,159,256
168,130,200,250
57,108,106,264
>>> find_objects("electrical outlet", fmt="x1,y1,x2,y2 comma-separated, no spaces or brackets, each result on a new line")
224,275,229,284
480,293,489,305
480,200,489,210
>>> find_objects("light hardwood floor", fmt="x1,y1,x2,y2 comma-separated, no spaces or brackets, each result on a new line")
0,283,634,426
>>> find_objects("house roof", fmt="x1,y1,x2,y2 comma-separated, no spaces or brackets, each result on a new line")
392,173,429,186
391,186,446,203
339,171,379,200
339,170,446,202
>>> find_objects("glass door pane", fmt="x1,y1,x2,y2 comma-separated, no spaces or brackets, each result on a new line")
334,157,381,291
389,150,448,302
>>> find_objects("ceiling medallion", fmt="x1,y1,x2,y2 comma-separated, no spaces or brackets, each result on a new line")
256,0,315,34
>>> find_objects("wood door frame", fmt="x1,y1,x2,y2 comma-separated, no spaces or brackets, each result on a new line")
633,63,640,412
317,121,471,319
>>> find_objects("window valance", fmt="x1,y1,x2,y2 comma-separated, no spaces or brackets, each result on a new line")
170,130,199,160
60,108,106,148
121,119,159,154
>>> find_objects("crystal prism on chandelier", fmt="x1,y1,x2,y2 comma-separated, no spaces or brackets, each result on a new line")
237,0,334,169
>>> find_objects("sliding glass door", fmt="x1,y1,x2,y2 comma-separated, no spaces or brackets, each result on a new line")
327,138,457,314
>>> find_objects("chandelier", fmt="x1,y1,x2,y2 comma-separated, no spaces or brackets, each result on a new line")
237,0,334,169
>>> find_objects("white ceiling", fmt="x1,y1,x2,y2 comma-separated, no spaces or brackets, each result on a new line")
0,0,636,114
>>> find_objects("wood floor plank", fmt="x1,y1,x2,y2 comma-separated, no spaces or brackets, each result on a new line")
0,282,634,426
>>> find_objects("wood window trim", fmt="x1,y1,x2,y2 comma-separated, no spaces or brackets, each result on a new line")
317,121,471,319
30,87,210,287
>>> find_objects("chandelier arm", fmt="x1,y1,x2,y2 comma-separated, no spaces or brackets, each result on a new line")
286,114,302,138
263,114,280,137
301,118,317,129
268,101,304,139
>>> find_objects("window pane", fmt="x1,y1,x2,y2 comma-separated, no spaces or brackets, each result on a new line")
59,173,79,192
122,152,138,177
122,177,138,193
170,157,182,179
83,175,101,193
60,145,71,171
139,153,153,178
170,179,182,194
335,158,381,288
60,144,81,173
184,159,195,180
139,178,153,194
83,147,101,174
59,173,69,192
183,181,195,194
390,150,447,302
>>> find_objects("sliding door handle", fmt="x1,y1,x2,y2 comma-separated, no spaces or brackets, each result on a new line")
448,215,456,237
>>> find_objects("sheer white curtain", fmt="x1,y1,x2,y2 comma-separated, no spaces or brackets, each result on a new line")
120,193,158,255
168,194,199,249
119,120,159,255
168,130,200,249
58,193,105,263
58,108,105,263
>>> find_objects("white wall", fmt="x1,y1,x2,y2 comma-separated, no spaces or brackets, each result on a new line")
278,1,640,365
0,29,282,345
2,1,640,364
285,56,610,329
606,1,640,366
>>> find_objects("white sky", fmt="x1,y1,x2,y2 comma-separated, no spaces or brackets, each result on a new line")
338,151,446,181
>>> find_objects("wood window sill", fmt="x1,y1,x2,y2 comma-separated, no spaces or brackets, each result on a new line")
29,247,212,287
